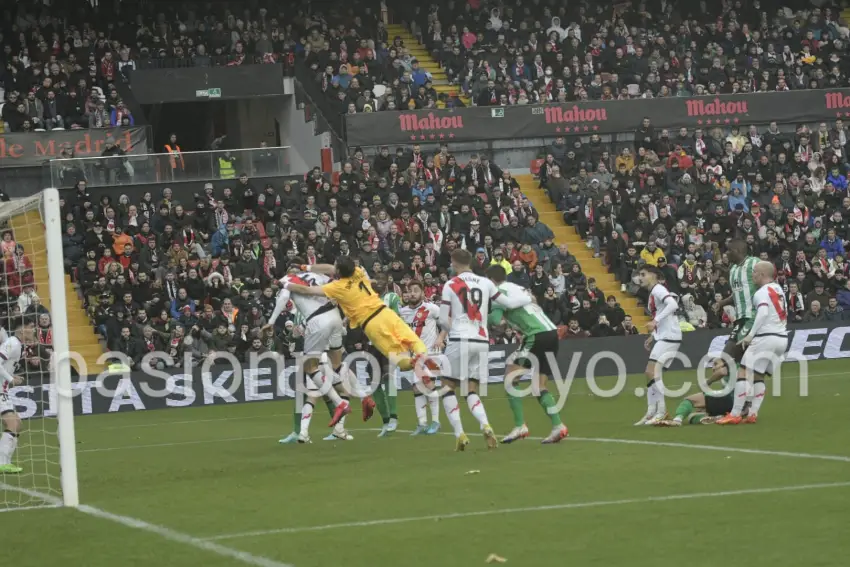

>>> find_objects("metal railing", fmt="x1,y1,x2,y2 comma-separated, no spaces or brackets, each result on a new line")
47,146,292,189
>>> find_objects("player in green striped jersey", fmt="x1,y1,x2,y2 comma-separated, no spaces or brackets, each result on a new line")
486,265,569,444
369,276,401,434
660,240,758,426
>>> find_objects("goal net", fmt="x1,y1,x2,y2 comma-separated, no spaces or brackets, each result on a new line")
0,189,78,510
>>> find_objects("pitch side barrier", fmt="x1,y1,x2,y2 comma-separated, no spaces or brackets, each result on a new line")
10,322,847,418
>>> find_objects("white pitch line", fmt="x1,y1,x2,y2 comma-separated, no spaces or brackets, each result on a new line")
204,481,850,541
0,482,294,567
97,369,846,432
0,504,61,513
569,437,850,463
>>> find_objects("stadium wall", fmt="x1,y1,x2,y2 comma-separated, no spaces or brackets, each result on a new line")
8,322,849,419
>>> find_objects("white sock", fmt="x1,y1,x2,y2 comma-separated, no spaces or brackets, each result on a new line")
414,394,428,426
466,393,490,429
300,402,314,436
428,393,440,424
442,393,464,437
645,379,658,413
731,379,750,417
653,378,666,414
0,432,18,465
750,380,766,415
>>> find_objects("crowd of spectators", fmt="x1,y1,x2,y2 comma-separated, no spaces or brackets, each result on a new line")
539,115,850,328
62,140,642,369
420,1,850,106
0,223,54,373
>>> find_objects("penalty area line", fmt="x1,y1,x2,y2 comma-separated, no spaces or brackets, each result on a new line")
0,482,295,567
205,481,850,541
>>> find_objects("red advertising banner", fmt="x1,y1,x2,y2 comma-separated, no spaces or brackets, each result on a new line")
0,127,148,168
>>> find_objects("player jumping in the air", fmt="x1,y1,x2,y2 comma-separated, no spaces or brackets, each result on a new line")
265,265,352,444
486,265,568,444
636,266,681,426
658,240,759,426
0,320,35,474
399,280,446,436
715,261,787,424
283,258,440,423
368,275,404,436
438,249,532,451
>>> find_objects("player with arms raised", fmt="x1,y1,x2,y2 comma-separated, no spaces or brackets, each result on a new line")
716,261,787,424
283,257,438,385
636,266,681,426
399,280,446,435
0,320,35,473
438,249,532,451
264,264,352,444
486,265,568,444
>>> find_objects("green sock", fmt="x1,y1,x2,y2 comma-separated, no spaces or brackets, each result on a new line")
688,412,708,424
372,382,391,424
508,393,525,427
537,390,562,426
323,397,335,417
675,399,694,421
292,409,301,433
387,381,398,419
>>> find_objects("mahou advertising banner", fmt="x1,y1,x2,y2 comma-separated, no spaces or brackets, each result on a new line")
345,89,850,147
0,126,148,168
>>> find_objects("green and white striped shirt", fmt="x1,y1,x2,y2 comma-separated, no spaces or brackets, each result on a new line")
729,256,759,321
489,282,557,336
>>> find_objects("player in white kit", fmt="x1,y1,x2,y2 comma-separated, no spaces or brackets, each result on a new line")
264,265,351,444
399,280,446,436
438,249,532,451
717,261,787,425
0,320,34,474
636,266,682,426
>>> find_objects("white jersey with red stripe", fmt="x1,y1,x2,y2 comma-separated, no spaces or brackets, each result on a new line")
752,282,788,336
277,272,332,319
441,272,499,341
648,283,682,341
0,336,22,389
400,302,440,350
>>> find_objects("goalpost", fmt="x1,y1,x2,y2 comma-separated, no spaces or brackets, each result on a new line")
0,188,78,510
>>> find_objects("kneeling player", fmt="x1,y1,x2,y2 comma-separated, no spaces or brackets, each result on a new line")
486,266,568,444
716,261,787,425
265,266,352,444
399,280,445,436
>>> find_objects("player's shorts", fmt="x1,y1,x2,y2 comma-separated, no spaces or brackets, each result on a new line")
443,339,490,382
399,348,442,386
649,339,681,369
704,391,734,416
0,392,15,415
361,306,427,360
740,334,788,376
513,330,560,377
302,305,345,355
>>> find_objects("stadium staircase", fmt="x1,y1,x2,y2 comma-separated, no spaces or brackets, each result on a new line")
11,209,105,375
387,24,472,106
514,174,651,328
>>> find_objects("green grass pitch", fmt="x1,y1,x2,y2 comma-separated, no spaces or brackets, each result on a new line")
6,360,850,567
